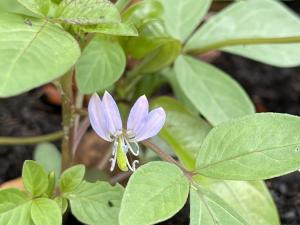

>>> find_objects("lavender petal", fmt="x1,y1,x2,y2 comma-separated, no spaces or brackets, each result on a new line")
102,91,123,135
88,93,111,141
127,95,149,135
134,107,166,142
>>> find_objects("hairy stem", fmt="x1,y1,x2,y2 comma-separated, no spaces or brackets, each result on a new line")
0,131,63,145
59,71,75,171
141,140,195,180
185,36,300,55
115,0,132,11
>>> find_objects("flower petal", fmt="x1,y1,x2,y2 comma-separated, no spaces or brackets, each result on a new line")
88,93,111,141
134,107,166,142
102,91,123,135
127,95,149,134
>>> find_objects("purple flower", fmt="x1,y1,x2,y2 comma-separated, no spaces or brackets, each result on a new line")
88,91,166,172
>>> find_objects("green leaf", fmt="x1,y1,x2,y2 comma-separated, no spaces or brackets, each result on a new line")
34,142,61,179
22,160,48,197
0,189,32,225
82,22,138,36
76,36,126,94
59,165,85,193
55,0,121,25
0,0,36,16
54,197,68,214
151,97,211,170
119,162,189,225
31,198,62,225
66,181,124,225
157,0,212,42
0,13,80,97
122,0,163,28
190,186,249,225
195,176,280,225
196,113,300,180
185,0,300,67
18,0,51,16
175,55,254,126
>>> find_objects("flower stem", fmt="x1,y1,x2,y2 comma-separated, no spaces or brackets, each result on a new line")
185,36,300,55
0,131,63,145
59,70,75,171
141,140,195,180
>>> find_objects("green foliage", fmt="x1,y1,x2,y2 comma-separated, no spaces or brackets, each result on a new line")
195,176,280,225
175,55,254,125
82,23,138,36
119,162,189,225
190,186,249,225
196,113,300,180
34,143,61,180
18,0,51,16
157,0,212,42
31,198,62,225
151,97,211,170
22,160,49,197
60,165,85,193
185,0,300,67
0,189,32,225
66,181,124,225
55,0,121,25
76,36,126,93
0,13,80,97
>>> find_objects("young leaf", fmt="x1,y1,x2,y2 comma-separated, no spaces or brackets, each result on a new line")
195,176,280,225
157,0,212,42
76,36,126,94
196,113,300,180
55,0,121,25
82,23,138,36
190,186,249,225
151,97,211,170
66,181,124,225
54,197,68,214
0,13,80,97
185,0,300,67
59,165,85,193
119,162,189,225
18,0,51,16
31,198,62,225
0,189,32,225
22,160,48,197
175,55,254,126
34,142,61,179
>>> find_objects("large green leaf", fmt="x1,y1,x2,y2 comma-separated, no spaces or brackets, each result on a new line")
195,177,280,225
196,113,300,180
175,55,254,126
0,189,32,225
31,198,62,225
66,181,124,225
185,0,300,67
151,97,211,170
22,160,49,197
59,165,85,193
0,0,36,16
119,162,189,225
0,13,80,97
18,0,50,16
34,142,61,179
190,186,249,225
55,0,120,25
157,0,212,42
76,36,126,93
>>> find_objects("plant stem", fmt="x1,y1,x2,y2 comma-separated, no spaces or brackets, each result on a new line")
141,140,195,180
60,71,75,171
0,131,63,145
115,0,131,11
185,36,300,55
